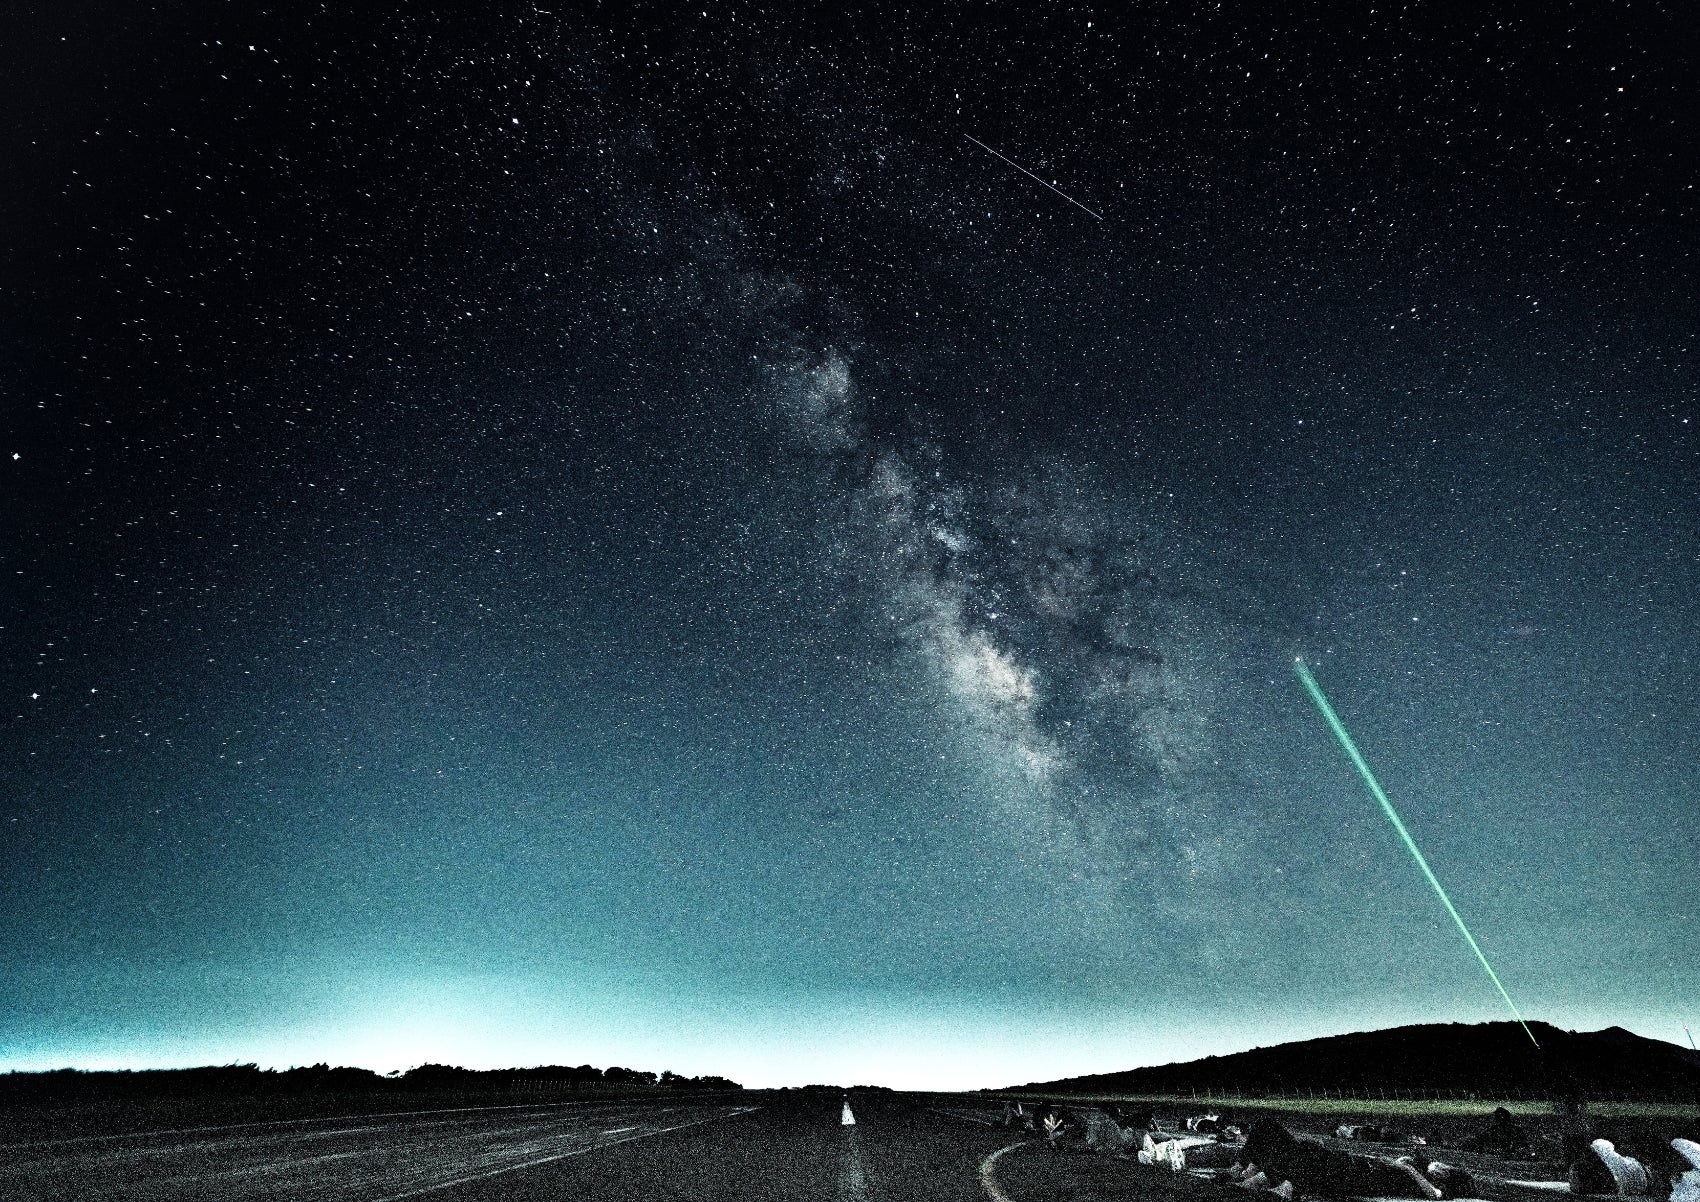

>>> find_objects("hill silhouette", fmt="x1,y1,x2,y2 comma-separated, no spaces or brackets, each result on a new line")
1014,1021,1700,1100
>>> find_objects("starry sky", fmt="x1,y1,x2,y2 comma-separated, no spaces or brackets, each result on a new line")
3,2,1697,1090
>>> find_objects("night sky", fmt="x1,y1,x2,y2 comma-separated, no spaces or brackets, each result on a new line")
4,2,1697,1090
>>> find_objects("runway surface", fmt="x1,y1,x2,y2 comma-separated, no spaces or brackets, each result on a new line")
0,1092,1095,1201
0,1091,1572,1201
1,1097,755,1201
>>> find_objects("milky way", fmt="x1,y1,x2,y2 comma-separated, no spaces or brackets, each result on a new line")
5,2,1698,1087
772,344,1221,857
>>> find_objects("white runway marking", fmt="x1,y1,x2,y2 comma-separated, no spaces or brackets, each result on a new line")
3,1099,760,1202
838,1113,868,1202
368,1106,758,1202
979,1141,1029,1202
6,1099,597,1150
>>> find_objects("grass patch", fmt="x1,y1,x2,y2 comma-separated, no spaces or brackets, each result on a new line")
992,1092,1697,1121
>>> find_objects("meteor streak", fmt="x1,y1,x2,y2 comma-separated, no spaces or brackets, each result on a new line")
1293,658,1540,1048
964,134,1104,220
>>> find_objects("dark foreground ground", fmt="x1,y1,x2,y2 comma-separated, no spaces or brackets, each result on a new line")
2,1089,1691,1201
3,1090,998,1201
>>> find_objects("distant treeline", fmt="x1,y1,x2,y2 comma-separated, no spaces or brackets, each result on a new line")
0,1062,741,1100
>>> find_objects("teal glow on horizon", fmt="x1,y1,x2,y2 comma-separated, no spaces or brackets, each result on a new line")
1293,658,1540,1049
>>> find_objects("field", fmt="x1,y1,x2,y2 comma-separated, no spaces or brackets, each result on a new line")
993,1089,1700,1185
998,1092,1700,1121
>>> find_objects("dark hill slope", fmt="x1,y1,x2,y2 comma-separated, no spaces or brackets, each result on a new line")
1016,1021,1700,1099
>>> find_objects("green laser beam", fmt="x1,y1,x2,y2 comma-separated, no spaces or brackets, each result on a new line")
1293,658,1540,1049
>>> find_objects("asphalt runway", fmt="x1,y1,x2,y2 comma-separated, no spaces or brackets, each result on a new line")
470,1093,1036,1202
0,1091,1572,1201
0,1092,1123,1201
0,1096,754,1201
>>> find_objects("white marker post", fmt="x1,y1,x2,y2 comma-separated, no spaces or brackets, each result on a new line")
838,1098,867,1202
